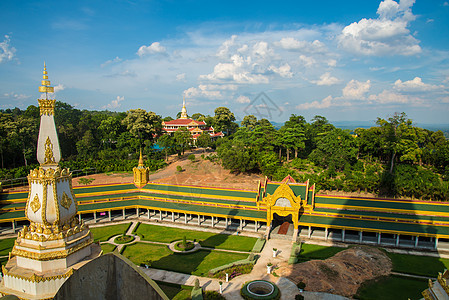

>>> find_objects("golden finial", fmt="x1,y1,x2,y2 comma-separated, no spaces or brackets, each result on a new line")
138,148,144,167
39,62,54,94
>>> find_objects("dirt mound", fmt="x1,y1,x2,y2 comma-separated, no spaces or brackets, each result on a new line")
276,246,391,297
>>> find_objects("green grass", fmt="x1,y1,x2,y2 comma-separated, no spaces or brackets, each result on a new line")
296,243,346,262
135,223,256,251
100,243,117,254
0,238,15,256
355,275,428,300
90,223,132,242
386,252,449,277
122,242,248,276
155,281,192,300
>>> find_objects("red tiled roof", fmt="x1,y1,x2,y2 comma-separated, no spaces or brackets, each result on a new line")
163,118,206,125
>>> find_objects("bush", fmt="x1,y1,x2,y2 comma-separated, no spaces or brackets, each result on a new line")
297,282,306,289
203,290,225,300
177,165,183,172
295,295,304,300
188,154,196,162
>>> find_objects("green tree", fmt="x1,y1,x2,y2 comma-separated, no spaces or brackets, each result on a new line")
241,115,258,131
122,109,162,146
174,127,192,155
158,134,175,161
213,107,236,135
191,113,205,120
196,132,212,150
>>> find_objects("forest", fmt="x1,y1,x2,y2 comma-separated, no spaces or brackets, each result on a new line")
1,102,448,201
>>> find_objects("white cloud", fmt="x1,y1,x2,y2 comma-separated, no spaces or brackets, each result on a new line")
444,1,449,6
298,55,316,67
342,79,371,99
269,63,293,78
137,42,167,57
101,56,122,68
312,72,341,86
176,73,186,81
0,35,16,63
54,84,65,92
327,59,337,67
3,92,30,100
217,35,237,58
236,95,251,103
276,38,327,54
184,86,223,99
103,96,124,110
338,0,421,56
394,77,442,92
297,95,336,110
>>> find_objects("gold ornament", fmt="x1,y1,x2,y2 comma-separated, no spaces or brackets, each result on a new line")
44,136,55,164
30,195,41,213
60,191,72,210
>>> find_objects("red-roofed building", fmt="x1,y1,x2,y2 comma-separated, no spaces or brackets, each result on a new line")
162,98,224,143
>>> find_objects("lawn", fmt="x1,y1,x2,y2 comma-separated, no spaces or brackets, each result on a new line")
122,242,248,276
355,275,428,300
155,281,192,300
386,252,449,277
134,223,256,251
296,243,346,262
0,238,15,256
90,223,131,242
100,243,117,254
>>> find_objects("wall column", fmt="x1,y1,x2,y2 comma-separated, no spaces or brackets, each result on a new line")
415,236,419,248
342,229,345,242
308,226,311,238
211,216,214,227
159,210,162,221
79,213,82,222
377,232,381,245
185,213,187,224
359,231,363,243
136,207,140,218
172,212,175,222
255,221,258,232
396,234,400,246
325,228,328,241
93,212,97,223
198,214,201,226
225,218,228,227
147,209,150,219
108,210,111,221
11,221,15,233
122,208,126,220
435,237,439,250
240,219,243,230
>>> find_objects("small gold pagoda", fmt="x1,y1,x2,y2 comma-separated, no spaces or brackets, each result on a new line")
0,64,100,299
133,149,149,188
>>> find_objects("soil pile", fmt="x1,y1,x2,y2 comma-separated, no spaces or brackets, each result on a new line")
276,246,392,297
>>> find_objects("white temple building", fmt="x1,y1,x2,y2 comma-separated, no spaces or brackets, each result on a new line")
0,64,100,299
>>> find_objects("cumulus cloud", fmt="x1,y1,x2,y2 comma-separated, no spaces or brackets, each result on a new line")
298,55,316,67
3,92,30,100
137,42,167,57
312,72,341,86
342,79,371,99
394,77,442,92
0,35,16,63
338,0,421,56
184,86,223,99
103,96,124,110
276,38,327,54
236,95,251,103
54,84,65,92
268,63,293,78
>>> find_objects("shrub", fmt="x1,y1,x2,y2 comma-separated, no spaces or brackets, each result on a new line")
188,154,196,162
297,282,306,289
295,295,304,300
176,165,183,172
203,290,225,300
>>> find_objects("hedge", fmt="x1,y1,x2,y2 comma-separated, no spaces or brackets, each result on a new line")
251,238,266,253
209,253,257,275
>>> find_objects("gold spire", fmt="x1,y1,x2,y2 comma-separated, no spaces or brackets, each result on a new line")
38,62,54,94
138,148,144,167
180,95,188,119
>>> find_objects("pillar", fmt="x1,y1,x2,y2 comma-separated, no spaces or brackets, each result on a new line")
198,214,201,226
11,221,15,233
308,226,311,238
396,234,400,246
255,221,258,232
122,208,126,220
172,212,174,222
292,228,298,242
185,213,187,224
377,232,381,245
108,210,111,221
415,236,419,248
225,218,228,227
325,228,328,241
148,209,150,219
359,231,363,243
435,237,439,250
159,210,162,221
136,207,140,218
79,213,82,222
211,216,214,227
240,219,243,230
94,212,97,223
342,229,345,242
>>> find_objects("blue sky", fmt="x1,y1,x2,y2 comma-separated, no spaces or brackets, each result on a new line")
1,0,449,124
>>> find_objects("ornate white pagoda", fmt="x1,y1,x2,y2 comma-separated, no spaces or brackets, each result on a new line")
0,64,99,299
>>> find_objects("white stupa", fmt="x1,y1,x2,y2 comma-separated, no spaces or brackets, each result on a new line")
0,64,100,299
